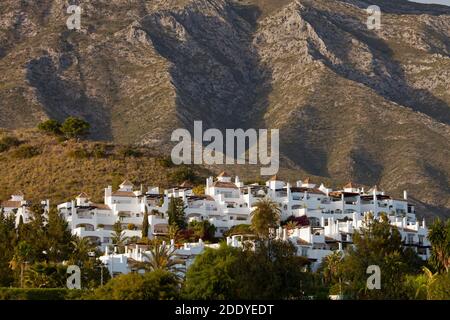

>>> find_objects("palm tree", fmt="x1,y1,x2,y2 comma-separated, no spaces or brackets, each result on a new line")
428,219,450,273
111,222,129,253
129,242,184,279
9,241,32,288
321,251,343,285
285,221,298,230
250,198,281,238
416,267,439,300
70,237,96,266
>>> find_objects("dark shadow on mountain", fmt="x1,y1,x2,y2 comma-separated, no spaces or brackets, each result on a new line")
410,196,450,220
278,104,331,177
301,6,450,125
25,53,112,140
350,147,384,186
140,1,272,140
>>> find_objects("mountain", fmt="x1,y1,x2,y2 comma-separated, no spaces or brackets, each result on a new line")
0,0,449,219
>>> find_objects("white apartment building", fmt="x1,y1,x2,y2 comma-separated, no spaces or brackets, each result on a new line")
0,191,49,226
51,172,429,267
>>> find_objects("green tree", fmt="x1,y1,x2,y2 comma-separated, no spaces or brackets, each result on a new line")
183,240,312,299
9,241,32,288
46,206,73,262
142,209,149,239
111,222,128,253
167,197,186,229
319,251,343,285
0,209,16,286
250,198,281,238
187,220,216,242
338,218,422,299
129,241,184,278
70,237,96,267
37,119,62,135
23,262,67,288
183,243,241,299
90,270,179,300
428,218,450,274
234,240,312,299
61,117,90,140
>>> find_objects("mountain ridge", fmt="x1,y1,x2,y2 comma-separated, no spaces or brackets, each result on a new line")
0,0,449,218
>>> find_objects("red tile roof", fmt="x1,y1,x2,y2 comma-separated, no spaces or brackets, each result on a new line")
1,200,21,208
111,191,136,197
217,171,230,177
212,181,238,189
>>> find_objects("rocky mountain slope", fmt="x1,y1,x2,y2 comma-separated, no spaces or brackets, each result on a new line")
0,0,449,218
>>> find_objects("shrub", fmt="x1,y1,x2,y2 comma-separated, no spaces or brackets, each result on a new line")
0,288,84,300
127,223,136,230
37,119,62,135
67,148,90,159
0,136,21,152
156,156,174,168
12,145,41,158
170,166,198,184
223,224,253,237
118,146,142,158
91,144,107,158
61,117,90,140
89,270,179,300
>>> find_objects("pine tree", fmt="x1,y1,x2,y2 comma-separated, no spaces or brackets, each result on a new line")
46,206,73,262
0,208,16,286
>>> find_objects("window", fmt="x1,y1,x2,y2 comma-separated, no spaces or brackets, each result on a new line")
301,248,308,256
418,235,424,246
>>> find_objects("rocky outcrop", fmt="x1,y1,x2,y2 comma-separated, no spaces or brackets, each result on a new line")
0,0,449,218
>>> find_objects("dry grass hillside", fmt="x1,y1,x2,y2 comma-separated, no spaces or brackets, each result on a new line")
0,0,449,219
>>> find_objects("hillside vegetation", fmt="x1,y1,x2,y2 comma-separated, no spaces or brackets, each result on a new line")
0,0,449,218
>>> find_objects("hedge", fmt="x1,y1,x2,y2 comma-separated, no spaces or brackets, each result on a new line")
0,288,85,300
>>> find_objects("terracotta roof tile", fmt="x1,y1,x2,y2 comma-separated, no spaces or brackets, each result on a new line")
217,171,230,177
212,181,238,189
111,191,136,197
1,200,22,208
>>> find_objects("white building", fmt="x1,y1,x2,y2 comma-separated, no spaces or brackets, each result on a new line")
56,174,430,267
0,192,49,226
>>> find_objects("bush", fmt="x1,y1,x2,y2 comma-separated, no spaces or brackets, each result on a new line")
127,223,136,230
92,143,107,158
170,166,198,184
61,117,90,140
0,136,21,152
156,156,174,168
38,119,62,135
118,146,142,158
12,144,41,158
89,270,179,300
67,148,90,159
223,224,253,237
0,288,84,300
